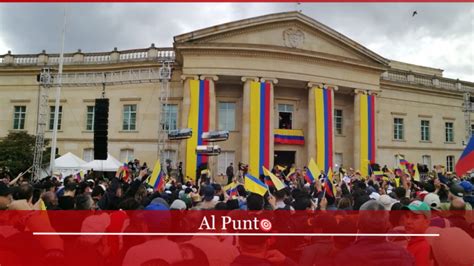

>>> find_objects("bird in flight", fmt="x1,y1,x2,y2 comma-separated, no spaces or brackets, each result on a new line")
412,11,418,17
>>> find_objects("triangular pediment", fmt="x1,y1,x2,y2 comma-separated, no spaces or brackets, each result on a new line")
174,12,389,67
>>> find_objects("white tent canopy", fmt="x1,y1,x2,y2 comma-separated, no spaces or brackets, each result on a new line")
45,152,87,177
81,153,122,172
55,152,86,169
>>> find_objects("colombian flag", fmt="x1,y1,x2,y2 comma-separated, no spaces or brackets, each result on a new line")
360,93,376,177
314,87,334,173
456,135,474,176
249,81,271,177
148,160,165,191
186,79,210,180
245,173,268,196
223,182,238,198
263,166,286,191
274,129,305,145
305,158,321,184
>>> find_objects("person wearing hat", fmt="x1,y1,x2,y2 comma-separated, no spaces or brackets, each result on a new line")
459,180,474,207
170,199,187,210
422,193,452,228
0,182,12,210
402,201,432,266
377,194,397,210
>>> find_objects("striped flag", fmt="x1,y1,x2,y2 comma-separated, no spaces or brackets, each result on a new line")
274,129,305,145
359,93,376,177
314,87,334,173
305,158,321,184
244,173,268,196
249,81,271,177
263,166,286,191
185,79,210,180
455,135,474,176
147,160,165,191
223,182,238,198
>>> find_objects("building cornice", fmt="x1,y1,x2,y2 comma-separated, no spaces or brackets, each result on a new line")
178,45,386,73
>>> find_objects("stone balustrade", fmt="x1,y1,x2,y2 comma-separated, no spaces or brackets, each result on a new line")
382,70,474,92
0,44,175,66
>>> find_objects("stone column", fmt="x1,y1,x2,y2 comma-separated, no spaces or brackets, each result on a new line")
328,85,338,170
240,76,259,166
261,77,278,168
306,83,317,163
200,75,219,175
353,89,364,171
370,91,379,165
179,75,199,176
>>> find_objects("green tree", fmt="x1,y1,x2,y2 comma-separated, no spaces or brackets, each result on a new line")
0,132,51,178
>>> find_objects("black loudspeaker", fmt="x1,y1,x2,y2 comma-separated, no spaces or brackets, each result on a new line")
94,98,109,160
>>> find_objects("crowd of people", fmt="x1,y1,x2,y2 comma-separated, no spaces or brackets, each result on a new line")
0,159,473,266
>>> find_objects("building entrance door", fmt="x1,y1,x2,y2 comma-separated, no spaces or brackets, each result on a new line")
274,151,296,169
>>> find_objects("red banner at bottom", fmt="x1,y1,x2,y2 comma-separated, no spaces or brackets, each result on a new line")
0,210,473,266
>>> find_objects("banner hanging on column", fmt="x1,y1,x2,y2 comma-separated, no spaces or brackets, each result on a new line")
360,93,376,177
314,87,334,173
249,81,271,177
186,79,210,180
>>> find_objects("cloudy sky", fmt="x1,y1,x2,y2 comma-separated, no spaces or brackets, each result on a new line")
0,3,472,81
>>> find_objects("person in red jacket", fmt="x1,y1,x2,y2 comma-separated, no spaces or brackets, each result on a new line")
403,201,432,266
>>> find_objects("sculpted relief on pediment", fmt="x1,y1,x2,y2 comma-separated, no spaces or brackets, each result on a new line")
282,28,305,49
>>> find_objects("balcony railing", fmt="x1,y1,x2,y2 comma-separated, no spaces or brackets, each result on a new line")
382,71,474,92
0,45,175,66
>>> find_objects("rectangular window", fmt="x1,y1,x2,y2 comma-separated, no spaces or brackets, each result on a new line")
161,104,178,132
218,102,236,131
13,106,26,130
422,155,431,169
217,151,235,176
123,104,137,131
86,106,95,131
278,104,294,129
393,118,404,140
445,122,454,142
49,106,62,130
334,109,343,135
421,120,430,141
120,149,134,163
471,124,474,136
160,150,177,165
446,155,455,172
83,148,94,162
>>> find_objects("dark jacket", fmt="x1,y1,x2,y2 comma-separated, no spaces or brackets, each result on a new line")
226,166,234,178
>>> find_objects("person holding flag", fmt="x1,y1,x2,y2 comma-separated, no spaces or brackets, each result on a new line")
147,160,165,192
262,166,286,191
305,158,321,184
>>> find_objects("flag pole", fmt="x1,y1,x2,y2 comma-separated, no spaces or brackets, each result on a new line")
49,7,67,174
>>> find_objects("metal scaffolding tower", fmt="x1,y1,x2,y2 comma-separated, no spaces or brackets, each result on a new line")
157,60,173,162
31,66,170,180
463,92,473,143
32,68,54,180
